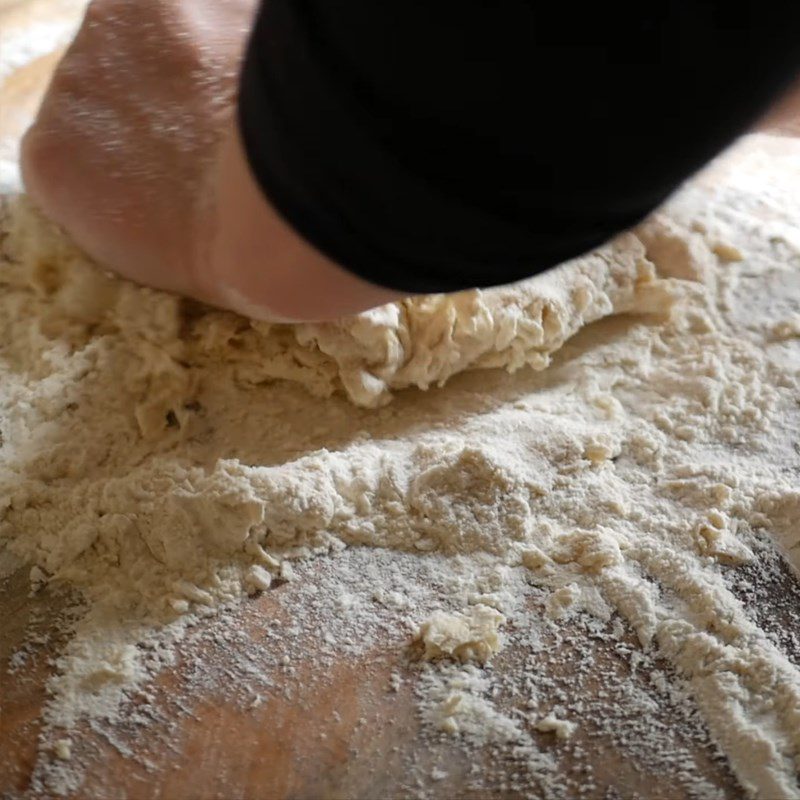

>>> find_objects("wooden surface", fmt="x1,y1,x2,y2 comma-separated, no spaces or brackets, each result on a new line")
1,4,799,799
3,564,760,800
0,0,84,175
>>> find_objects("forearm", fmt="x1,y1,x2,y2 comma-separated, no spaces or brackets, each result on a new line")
20,0,800,326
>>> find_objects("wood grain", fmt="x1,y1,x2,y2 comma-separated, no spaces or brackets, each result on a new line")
0,3,798,799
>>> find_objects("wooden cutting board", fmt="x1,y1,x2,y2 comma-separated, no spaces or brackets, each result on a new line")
0,3,798,799
0,0,84,164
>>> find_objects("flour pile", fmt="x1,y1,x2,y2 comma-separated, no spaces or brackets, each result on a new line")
1,137,800,799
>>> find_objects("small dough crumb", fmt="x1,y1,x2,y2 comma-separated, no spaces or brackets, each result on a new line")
772,315,800,340
52,739,72,760
711,242,744,263
415,605,505,664
244,564,273,594
535,714,577,740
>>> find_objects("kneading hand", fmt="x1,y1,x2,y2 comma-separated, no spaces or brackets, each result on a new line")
22,0,403,321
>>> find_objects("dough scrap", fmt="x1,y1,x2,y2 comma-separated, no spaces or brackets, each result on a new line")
3,197,674,417
414,605,505,664
535,714,577,740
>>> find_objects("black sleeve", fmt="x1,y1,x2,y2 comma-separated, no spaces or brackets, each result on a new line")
237,1,800,295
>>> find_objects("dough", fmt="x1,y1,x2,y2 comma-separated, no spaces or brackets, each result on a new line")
3,197,672,420
414,604,505,663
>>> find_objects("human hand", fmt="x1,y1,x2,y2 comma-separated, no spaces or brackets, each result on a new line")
22,0,255,301
22,0,403,321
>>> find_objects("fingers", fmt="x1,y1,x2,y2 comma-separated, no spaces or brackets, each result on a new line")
19,0,400,322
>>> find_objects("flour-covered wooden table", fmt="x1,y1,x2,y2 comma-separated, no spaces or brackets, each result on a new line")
2,4,800,799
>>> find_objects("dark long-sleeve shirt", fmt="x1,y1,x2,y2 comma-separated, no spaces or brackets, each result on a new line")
238,1,800,294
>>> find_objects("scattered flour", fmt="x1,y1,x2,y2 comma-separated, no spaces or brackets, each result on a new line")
0,0,86,192
1,136,799,800
418,662,535,745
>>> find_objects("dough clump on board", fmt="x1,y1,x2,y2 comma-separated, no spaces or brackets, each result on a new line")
535,715,577,740
414,604,505,664
3,197,670,417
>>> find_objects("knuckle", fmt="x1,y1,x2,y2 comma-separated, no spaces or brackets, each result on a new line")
20,130,48,185
81,0,124,28
21,126,65,196
20,127,46,172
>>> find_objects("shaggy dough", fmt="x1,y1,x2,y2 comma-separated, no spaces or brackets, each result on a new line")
3,197,672,424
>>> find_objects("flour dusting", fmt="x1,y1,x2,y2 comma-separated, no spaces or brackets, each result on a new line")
1,135,800,800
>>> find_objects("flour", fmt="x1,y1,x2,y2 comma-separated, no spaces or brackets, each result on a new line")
417,662,533,743
0,0,86,193
0,19,75,82
1,136,800,800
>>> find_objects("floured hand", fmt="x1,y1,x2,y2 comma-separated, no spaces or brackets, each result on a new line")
21,0,254,298
21,0,402,321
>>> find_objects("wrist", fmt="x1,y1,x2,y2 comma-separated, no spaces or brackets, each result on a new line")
204,120,406,322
